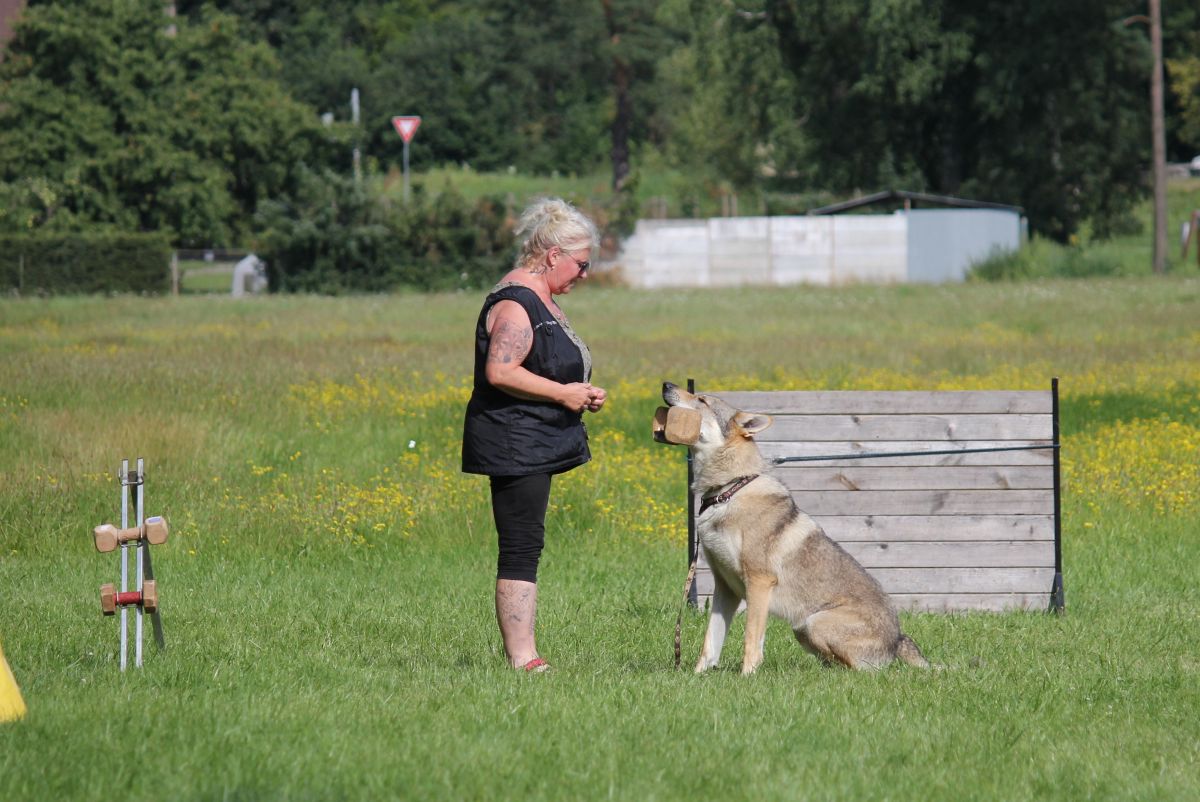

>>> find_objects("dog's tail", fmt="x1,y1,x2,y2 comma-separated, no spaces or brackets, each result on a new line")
896,634,930,669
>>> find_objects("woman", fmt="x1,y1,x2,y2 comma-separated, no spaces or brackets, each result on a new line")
462,197,607,672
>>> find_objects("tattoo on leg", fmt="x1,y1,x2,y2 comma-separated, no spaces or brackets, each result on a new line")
496,580,539,665
497,584,535,631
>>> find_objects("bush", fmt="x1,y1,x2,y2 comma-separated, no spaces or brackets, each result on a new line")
256,169,514,293
968,241,1120,281
0,232,171,295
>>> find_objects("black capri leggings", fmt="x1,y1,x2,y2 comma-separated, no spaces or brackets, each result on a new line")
489,473,553,583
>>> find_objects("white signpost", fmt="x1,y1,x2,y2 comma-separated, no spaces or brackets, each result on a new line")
391,116,421,202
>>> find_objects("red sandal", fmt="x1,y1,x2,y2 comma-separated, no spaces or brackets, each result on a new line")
521,657,550,673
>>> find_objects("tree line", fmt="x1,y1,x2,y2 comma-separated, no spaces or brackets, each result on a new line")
2,0,1199,250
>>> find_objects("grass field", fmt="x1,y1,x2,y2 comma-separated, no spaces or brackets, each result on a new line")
0,278,1197,800
178,260,237,295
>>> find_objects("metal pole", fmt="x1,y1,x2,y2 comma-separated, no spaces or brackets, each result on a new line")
1195,211,1200,269
135,458,145,667
686,378,697,607
403,140,411,203
773,443,1058,464
119,460,129,671
1050,378,1065,613
1150,0,1167,275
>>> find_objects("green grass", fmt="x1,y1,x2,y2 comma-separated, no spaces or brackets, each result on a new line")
968,177,1200,280
408,163,613,204
178,260,236,294
1,280,1198,800
388,152,738,220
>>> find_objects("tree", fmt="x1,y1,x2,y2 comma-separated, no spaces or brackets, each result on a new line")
666,0,1148,240
363,0,613,174
599,0,675,191
180,1,683,190
766,0,972,192
1170,53,1200,154
1165,5,1200,158
655,0,808,201
1162,3,1200,159
0,0,336,245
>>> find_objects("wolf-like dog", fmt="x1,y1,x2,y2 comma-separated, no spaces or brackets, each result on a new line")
662,382,929,675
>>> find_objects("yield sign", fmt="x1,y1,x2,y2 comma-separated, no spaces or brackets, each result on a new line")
391,116,421,143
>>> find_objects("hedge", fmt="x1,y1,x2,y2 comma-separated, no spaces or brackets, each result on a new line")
255,170,516,294
0,232,172,295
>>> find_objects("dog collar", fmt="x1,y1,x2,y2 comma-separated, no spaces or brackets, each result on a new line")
698,475,759,515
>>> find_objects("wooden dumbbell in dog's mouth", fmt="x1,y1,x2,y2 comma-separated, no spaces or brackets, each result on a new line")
652,406,701,445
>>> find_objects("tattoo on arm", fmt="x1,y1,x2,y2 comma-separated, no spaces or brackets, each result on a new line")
487,319,532,365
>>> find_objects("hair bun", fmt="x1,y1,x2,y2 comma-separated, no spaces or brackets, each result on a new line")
513,197,600,271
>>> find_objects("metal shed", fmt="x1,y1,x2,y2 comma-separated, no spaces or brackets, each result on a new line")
617,191,1025,287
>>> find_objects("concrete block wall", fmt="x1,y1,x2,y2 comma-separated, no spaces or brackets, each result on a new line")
617,210,1018,288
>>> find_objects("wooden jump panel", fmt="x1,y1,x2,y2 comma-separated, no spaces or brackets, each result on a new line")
691,566,1056,602
761,414,1052,442
714,390,1052,415
777,466,1053,491
812,515,1055,542
687,386,1062,614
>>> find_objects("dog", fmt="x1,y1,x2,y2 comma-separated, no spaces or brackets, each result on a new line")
662,382,930,675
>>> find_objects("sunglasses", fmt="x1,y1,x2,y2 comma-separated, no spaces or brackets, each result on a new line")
558,248,590,274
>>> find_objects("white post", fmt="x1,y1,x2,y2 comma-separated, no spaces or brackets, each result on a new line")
119,460,129,672
135,458,145,668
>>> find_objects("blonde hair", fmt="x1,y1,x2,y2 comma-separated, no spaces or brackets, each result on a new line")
513,197,600,272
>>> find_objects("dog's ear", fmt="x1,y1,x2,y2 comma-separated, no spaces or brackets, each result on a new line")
734,411,773,436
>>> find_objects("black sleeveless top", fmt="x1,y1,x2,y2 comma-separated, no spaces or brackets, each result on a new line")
461,283,592,476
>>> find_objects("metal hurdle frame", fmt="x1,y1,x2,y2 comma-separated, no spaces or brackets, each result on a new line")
101,457,166,670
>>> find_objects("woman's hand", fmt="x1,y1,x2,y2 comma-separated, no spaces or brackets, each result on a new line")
584,384,607,412
558,382,597,413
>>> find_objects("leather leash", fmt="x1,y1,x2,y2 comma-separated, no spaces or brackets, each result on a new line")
674,558,698,670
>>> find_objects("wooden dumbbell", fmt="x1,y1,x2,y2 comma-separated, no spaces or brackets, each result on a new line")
100,580,157,615
141,580,158,613
653,406,702,445
93,516,168,553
